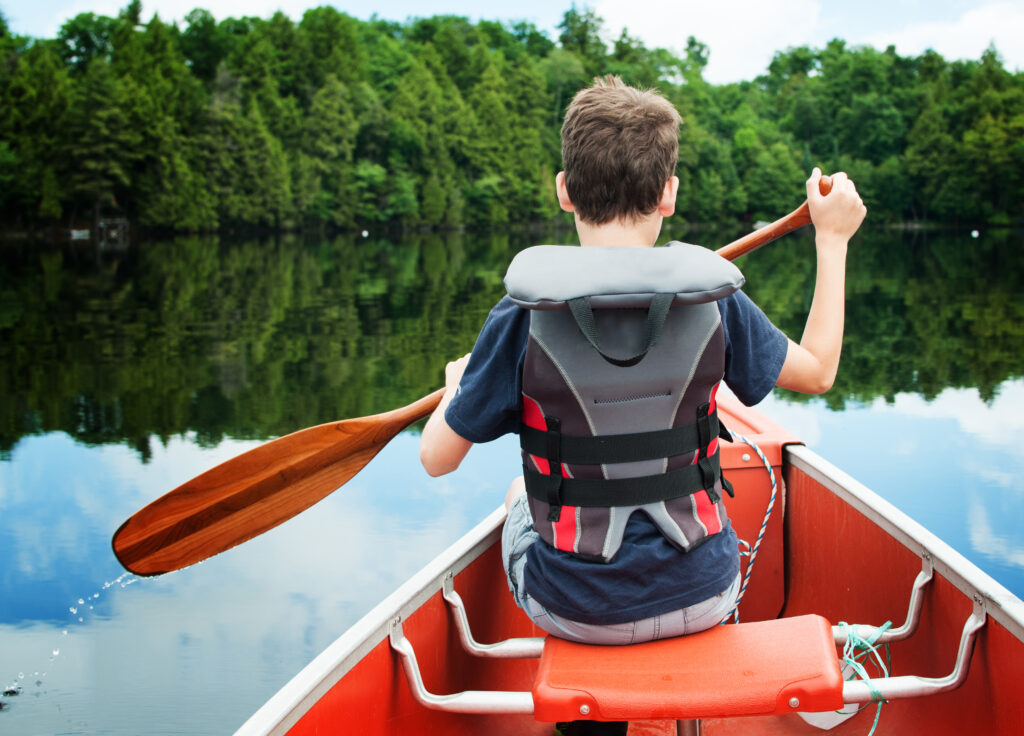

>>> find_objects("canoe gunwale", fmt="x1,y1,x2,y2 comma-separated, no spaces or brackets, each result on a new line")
787,444,1024,644
234,506,508,736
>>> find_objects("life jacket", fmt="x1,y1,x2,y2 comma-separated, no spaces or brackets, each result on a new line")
504,243,743,563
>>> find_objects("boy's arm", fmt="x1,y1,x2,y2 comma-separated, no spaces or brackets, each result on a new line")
420,353,474,476
776,169,866,394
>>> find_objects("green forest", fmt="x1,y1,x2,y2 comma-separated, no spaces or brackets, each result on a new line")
1,2,1023,232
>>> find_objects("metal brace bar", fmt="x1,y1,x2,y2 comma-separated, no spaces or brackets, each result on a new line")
841,599,987,704
392,561,982,716
442,573,546,659
834,555,935,645
389,617,535,714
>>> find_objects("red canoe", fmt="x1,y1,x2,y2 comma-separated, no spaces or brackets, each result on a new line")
236,395,1024,735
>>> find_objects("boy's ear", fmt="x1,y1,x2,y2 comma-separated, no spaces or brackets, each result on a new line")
555,171,575,213
658,176,679,217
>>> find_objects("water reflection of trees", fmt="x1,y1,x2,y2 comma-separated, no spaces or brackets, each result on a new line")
1,228,1022,456
740,228,1024,407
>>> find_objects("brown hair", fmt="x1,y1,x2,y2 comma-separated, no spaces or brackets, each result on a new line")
561,75,681,224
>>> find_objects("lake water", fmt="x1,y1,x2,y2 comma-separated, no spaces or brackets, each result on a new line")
1,225,1022,734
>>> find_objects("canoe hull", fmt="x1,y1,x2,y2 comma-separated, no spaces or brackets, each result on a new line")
238,397,1024,735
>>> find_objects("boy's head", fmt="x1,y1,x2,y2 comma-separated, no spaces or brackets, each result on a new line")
561,75,681,225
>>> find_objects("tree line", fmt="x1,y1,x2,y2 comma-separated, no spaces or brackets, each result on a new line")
1,3,1022,232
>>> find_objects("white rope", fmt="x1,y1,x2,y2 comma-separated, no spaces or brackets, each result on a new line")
721,433,778,624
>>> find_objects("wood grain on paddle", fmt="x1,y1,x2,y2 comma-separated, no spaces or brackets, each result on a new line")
113,175,833,576
113,389,444,575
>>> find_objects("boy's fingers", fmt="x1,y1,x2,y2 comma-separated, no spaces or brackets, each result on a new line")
829,171,849,192
806,167,822,200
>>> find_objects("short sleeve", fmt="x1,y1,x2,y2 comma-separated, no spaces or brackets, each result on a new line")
444,296,530,443
718,291,789,406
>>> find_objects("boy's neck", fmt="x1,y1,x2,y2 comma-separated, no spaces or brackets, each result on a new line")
575,212,663,248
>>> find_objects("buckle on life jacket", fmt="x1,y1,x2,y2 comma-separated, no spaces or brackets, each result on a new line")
717,415,735,497
697,403,735,501
543,416,563,522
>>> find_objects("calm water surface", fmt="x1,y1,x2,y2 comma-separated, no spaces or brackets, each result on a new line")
1,226,1021,734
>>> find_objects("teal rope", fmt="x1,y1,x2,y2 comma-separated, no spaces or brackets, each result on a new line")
836,621,893,736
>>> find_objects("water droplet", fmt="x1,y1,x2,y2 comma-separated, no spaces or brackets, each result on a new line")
52,650,59,657
77,617,83,622
18,673,24,679
77,598,85,605
69,607,77,614
93,593,100,599
62,630,68,636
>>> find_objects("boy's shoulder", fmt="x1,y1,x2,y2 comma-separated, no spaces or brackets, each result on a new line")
716,289,788,405
717,288,767,325
479,295,530,339
471,295,531,361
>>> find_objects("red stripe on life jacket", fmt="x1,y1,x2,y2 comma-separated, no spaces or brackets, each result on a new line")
707,382,720,456
690,384,723,534
522,394,578,553
522,394,550,475
552,505,578,552
694,488,723,535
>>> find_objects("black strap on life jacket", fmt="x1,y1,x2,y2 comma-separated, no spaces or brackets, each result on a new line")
524,459,724,507
520,414,728,465
521,407,733,520
539,416,564,520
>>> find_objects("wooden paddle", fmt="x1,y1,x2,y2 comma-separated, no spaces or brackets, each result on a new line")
716,173,832,261
112,175,833,576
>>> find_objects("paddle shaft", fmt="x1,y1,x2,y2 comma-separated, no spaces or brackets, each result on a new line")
715,174,832,261
113,178,831,576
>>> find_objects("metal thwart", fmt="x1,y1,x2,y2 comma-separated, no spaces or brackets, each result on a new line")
389,557,986,716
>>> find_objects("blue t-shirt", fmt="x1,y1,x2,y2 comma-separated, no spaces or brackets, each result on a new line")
446,291,788,625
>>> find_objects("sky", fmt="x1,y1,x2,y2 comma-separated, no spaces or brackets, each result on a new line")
3,0,1023,84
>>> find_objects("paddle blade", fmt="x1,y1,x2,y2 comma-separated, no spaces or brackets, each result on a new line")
113,390,444,575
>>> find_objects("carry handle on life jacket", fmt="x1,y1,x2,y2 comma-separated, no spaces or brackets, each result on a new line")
567,293,674,367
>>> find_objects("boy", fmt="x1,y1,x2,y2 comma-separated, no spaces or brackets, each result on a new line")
420,76,865,649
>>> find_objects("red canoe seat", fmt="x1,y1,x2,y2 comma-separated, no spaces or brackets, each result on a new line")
531,614,844,722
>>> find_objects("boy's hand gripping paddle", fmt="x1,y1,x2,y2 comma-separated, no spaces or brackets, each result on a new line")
112,175,833,575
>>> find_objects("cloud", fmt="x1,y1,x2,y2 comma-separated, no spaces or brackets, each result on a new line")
968,499,1024,568
739,389,824,446
594,0,823,83
10,0,318,39
98,434,266,511
881,380,1024,452
860,1,1024,71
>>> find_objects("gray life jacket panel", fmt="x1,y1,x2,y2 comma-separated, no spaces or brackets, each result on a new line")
504,243,743,563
